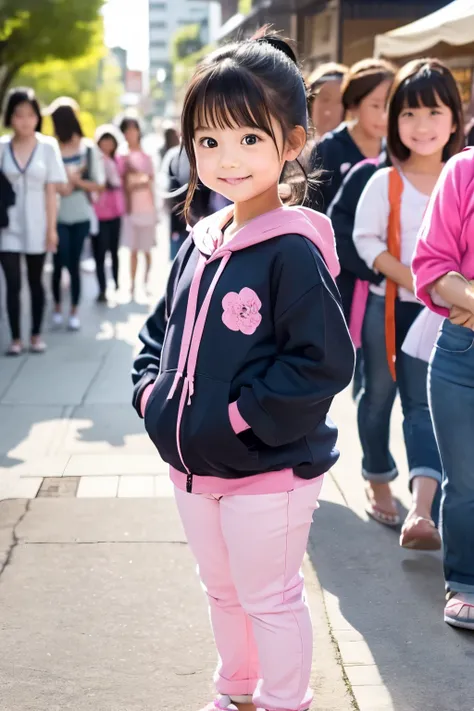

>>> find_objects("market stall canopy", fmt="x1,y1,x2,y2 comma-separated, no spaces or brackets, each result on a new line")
374,0,474,59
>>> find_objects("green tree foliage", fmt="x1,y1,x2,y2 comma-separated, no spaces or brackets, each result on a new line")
17,24,123,136
0,0,104,107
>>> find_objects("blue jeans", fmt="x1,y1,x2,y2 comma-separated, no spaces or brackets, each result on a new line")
429,320,474,593
53,221,90,307
358,294,442,502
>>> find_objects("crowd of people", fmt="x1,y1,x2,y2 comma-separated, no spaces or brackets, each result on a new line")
0,92,176,353
2,28,474,711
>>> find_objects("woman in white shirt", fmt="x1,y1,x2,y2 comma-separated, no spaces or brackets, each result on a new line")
0,87,67,355
353,59,463,550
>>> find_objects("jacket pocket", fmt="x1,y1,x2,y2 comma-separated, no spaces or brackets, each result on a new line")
181,377,259,476
144,371,182,469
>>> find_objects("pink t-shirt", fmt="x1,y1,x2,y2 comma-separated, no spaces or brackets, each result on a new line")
413,147,474,315
118,150,154,215
94,155,125,221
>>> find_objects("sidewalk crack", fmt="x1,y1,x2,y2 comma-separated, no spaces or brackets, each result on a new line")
0,500,31,581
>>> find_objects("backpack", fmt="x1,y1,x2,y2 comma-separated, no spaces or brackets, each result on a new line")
0,142,16,229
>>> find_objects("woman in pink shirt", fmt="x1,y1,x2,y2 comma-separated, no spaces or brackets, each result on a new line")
93,125,125,302
118,118,156,298
413,146,474,631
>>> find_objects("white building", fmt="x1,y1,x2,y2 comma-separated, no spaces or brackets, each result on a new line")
149,0,212,80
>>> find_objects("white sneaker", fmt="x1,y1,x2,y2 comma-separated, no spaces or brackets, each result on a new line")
444,592,474,630
68,315,81,331
52,313,63,328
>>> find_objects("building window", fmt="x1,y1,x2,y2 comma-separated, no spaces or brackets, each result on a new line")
150,21,166,28
150,41,166,48
150,2,166,9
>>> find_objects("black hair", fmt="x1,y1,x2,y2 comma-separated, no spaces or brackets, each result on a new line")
342,58,396,113
120,117,142,140
51,102,84,143
3,87,42,132
161,126,180,159
181,31,310,219
388,58,464,163
98,131,118,156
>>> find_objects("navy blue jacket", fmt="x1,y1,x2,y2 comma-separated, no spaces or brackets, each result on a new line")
328,155,388,319
132,206,354,492
306,125,365,213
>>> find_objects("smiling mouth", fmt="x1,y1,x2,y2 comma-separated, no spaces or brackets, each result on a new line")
218,176,251,185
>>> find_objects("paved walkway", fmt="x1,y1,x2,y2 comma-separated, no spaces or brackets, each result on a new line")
0,228,473,710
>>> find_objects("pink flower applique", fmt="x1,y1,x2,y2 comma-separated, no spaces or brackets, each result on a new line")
222,288,262,335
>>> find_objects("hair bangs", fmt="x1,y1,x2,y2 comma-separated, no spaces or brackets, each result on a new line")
400,70,453,110
191,64,275,139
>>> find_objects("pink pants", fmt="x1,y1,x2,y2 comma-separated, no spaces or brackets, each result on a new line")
174,477,324,711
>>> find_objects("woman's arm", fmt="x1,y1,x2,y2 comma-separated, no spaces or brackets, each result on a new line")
433,272,474,312
373,252,414,292
45,183,58,252
412,152,470,314
352,169,412,286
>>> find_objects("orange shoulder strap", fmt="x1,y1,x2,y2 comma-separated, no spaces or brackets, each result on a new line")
385,168,404,381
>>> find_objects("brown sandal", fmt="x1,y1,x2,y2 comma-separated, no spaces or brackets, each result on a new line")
400,515,441,550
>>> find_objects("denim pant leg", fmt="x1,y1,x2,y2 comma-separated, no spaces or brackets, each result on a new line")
358,294,398,481
396,350,442,523
429,321,474,593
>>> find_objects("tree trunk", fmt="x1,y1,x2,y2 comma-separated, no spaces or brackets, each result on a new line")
0,63,22,110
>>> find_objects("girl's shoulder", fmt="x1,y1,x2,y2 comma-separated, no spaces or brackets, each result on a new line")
361,166,392,195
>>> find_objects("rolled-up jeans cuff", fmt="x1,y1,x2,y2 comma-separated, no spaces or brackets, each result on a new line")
408,466,442,491
446,581,474,594
362,466,398,483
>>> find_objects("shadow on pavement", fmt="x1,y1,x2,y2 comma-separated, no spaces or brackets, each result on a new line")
308,499,474,711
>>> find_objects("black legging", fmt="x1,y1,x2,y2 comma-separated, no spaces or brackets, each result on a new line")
92,217,121,293
0,251,46,340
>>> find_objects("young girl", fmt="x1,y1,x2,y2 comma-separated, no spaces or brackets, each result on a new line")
119,118,156,297
132,34,354,711
307,57,395,214
0,87,66,355
50,97,105,331
353,59,463,549
412,138,474,630
93,124,125,302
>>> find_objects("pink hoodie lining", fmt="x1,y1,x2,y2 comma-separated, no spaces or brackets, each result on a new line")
228,401,250,434
170,465,322,496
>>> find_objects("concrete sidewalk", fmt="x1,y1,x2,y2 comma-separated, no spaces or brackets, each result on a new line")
1,230,474,710
0,498,353,711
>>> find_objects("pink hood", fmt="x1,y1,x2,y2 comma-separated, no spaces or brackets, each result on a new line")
192,205,340,278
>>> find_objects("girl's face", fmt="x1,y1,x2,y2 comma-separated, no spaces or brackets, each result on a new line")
352,79,391,139
11,101,37,138
99,136,116,157
194,117,303,205
125,125,140,148
398,94,454,158
311,80,344,136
